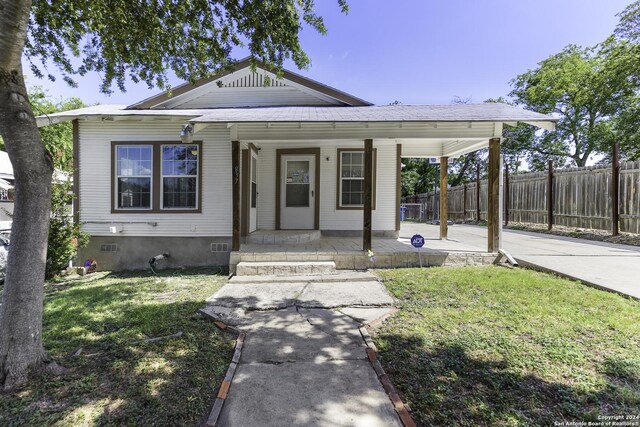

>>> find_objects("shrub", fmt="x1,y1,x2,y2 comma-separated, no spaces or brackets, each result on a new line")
46,178,88,279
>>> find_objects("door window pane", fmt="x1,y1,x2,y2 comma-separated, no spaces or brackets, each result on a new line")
251,157,257,208
285,159,309,207
251,182,257,208
286,184,309,207
286,161,310,183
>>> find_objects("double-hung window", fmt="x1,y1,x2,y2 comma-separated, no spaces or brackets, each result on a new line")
115,145,153,209
113,142,201,212
337,149,376,209
162,145,199,209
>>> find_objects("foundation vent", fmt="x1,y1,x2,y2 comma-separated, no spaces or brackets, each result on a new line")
100,243,118,252
210,243,229,253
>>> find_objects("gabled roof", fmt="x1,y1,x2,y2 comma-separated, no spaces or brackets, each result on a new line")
127,57,372,110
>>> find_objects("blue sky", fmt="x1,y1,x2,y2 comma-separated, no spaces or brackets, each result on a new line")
25,0,632,106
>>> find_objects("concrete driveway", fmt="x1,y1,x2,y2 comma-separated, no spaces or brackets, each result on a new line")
400,223,640,299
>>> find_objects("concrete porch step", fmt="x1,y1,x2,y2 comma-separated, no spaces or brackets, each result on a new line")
244,230,322,245
229,270,378,284
235,261,336,276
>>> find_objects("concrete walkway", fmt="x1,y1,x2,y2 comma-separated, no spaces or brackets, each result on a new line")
202,271,402,427
400,223,640,299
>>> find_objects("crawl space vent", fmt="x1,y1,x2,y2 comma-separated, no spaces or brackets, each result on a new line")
100,243,118,252
210,243,229,253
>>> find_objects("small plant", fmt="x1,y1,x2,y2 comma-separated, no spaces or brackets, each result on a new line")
46,178,88,279
367,249,375,266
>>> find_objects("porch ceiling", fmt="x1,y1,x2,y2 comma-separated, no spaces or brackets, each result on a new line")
224,121,504,158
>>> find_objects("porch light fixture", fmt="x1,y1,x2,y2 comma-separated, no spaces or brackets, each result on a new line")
180,124,194,144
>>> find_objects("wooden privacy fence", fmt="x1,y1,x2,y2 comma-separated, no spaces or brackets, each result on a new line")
402,160,640,234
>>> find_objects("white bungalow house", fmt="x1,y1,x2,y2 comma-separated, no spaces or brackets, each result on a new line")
38,58,556,270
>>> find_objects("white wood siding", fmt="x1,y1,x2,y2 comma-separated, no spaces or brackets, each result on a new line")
78,121,232,237
79,122,399,236
172,87,338,109
254,140,397,231
157,68,343,109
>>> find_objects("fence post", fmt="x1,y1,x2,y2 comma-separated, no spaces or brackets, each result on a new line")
547,160,554,231
440,156,448,239
476,163,481,222
463,183,467,221
504,163,509,226
612,142,620,236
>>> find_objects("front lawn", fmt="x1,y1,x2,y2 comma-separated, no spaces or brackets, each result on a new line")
373,267,640,427
0,269,233,426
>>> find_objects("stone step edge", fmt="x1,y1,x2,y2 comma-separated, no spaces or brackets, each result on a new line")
244,230,322,245
235,261,337,276
229,272,378,284
236,261,336,267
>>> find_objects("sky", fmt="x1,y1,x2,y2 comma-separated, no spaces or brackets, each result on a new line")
24,0,632,107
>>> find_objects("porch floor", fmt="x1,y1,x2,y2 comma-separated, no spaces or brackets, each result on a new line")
230,223,496,273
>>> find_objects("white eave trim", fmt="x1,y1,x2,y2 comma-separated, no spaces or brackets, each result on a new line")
523,120,556,131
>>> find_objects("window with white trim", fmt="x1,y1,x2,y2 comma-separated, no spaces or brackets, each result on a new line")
161,144,199,209
339,151,365,207
115,145,152,209
337,149,377,209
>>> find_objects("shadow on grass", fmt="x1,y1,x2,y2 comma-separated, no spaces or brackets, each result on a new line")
377,333,640,427
0,268,235,426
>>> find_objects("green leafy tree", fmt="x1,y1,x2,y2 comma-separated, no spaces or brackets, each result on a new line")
615,1,640,42
446,96,481,186
28,86,85,171
46,179,89,279
0,86,89,279
28,86,89,279
611,1,640,160
0,85,83,169
510,41,638,168
0,0,348,390
401,158,438,196
401,169,420,198
484,97,538,172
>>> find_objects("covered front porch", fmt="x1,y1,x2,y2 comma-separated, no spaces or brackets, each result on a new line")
189,104,556,260
229,223,496,274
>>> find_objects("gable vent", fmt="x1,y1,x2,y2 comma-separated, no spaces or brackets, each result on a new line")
210,243,229,253
223,73,287,88
100,243,118,252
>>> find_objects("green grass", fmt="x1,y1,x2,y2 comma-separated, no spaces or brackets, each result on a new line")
373,267,640,427
0,269,234,426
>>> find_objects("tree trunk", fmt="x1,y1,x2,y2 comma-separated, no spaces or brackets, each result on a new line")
449,153,474,187
0,0,63,390
573,155,587,167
